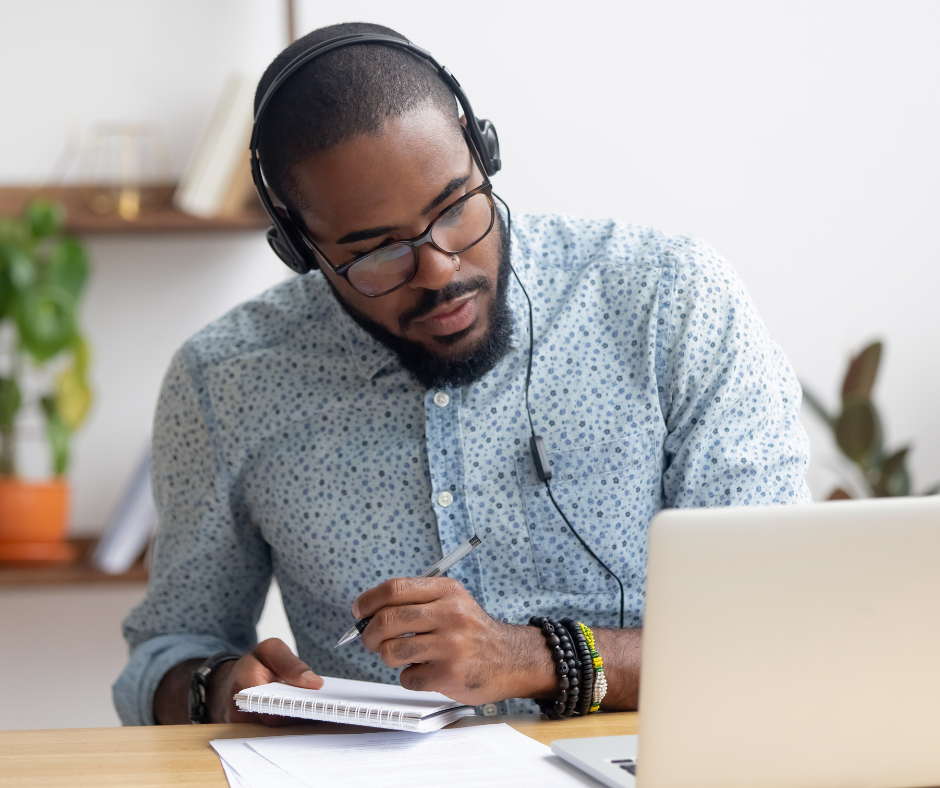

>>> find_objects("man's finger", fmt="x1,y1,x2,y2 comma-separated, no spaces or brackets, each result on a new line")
360,602,437,651
374,632,438,668
252,638,323,689
354,576,460,619
399,661,444,695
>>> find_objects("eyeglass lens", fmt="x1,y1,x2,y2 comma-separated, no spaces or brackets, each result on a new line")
346,191,494,296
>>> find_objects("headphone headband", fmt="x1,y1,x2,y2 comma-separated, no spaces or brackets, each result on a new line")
250,33,502,275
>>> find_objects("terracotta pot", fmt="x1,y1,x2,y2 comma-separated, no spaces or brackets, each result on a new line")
0,478,74,562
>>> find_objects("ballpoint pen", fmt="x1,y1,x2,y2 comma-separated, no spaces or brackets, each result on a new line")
334,534,483,648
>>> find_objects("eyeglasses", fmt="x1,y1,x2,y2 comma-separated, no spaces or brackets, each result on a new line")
300,140,496,297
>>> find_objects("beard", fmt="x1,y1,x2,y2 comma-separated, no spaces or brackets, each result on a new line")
326,212,513,390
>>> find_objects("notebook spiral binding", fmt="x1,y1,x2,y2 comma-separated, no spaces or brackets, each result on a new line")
242,689,409,730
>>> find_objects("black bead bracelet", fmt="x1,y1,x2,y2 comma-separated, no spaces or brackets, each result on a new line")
562,617,595,717
528,615,581,719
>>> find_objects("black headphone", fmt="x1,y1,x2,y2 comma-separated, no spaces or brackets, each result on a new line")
249,33,502,275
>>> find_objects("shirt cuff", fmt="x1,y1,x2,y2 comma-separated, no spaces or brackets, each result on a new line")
112,633,242,726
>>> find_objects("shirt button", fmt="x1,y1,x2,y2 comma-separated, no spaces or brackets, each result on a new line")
482,703,499,717
437,491,454,507
433,391,450,408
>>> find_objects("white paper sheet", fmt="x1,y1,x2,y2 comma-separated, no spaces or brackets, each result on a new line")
219,757,250,788
212,738,308,788
241,724,602,788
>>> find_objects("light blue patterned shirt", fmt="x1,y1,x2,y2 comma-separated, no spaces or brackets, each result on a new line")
114,214,810,725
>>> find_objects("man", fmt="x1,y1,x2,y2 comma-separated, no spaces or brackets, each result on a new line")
114,22,810,726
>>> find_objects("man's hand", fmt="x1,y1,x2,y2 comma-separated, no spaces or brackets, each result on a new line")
153,638,323,725
208,638,323,724
354,577,556,706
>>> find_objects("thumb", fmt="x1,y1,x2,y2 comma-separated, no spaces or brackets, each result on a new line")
253,638,324,690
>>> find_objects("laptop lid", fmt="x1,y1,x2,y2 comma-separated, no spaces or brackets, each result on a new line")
637,496,940,788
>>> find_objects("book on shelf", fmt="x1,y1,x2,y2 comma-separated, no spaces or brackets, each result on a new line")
234,676,475,733
90,445,157,575
174,74,259,218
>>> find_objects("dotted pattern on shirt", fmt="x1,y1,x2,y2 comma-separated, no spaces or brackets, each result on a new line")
122,213,811,718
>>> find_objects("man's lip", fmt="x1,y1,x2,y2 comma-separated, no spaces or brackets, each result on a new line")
412,291,479,324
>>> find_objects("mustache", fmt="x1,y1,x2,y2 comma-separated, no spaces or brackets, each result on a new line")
398,275,491,332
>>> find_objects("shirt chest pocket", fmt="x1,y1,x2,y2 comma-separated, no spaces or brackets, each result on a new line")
516,433,657,595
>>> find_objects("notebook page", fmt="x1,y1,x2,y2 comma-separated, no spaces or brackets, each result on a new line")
246,723,600,788
236,676,464,717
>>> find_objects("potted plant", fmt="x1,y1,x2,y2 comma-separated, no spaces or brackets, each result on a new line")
0,199,92,561
802,341,939,499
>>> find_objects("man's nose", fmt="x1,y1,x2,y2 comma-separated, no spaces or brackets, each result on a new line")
406,242,458,292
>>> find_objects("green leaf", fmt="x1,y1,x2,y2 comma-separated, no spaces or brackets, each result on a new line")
8,247,36,291
71,334,91,377
0,377,21,431
841,342,882,403
48,238,89,297
15,285,77,362
0,253,14,321
41,396,70,476
55,365,92,431
873,447,910,497
25,199,65,239
0,217,25,244
835,398,878,463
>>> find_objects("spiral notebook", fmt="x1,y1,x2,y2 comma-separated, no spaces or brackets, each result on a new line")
234,676,475,733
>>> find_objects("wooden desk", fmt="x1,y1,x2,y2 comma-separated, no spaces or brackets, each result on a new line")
0,713,637,788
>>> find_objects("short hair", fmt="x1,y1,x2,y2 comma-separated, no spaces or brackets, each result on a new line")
254,22,460,212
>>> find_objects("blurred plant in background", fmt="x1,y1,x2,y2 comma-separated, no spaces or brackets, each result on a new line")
802,341,939,500
0,200,92,477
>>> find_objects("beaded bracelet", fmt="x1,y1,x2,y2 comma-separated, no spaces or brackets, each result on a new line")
578,622,607,712
561,617,594,716
528,616,581,718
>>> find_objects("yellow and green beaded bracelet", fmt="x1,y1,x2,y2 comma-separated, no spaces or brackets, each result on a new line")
578,622,607,712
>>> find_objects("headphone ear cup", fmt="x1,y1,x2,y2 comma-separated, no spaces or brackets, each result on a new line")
475,118,501,175
266,222,314,274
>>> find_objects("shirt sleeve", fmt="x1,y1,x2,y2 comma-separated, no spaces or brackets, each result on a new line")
112,346,273,726
657,239,812,507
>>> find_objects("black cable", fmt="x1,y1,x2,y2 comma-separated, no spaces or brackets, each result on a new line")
494,193,626,629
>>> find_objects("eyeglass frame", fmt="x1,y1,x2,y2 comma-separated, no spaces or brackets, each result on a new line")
296,128,496,298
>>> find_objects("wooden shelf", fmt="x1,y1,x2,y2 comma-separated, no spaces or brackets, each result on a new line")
0,185,269,234
0,538,148,588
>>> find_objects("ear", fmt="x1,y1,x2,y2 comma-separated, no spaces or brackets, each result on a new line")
459,114,468,128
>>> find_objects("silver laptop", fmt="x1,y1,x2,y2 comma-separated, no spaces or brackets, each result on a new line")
553,496,940,788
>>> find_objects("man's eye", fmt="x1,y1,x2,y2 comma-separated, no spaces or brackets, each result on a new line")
439,200,467,224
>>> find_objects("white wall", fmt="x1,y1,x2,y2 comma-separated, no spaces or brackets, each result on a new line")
0,580,293,729
2,0,939,527
294,0,940,499
0,1,292,534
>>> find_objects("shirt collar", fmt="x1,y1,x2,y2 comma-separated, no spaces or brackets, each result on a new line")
506,223,531,352
326,293,399,381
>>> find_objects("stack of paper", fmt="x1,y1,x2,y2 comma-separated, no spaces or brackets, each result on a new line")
211,724,603,788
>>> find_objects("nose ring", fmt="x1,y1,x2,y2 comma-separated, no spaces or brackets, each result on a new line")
451,255,460,271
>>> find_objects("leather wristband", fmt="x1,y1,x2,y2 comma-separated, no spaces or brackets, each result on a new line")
188,652,240,724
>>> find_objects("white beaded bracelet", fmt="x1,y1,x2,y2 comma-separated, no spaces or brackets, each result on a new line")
592,669,608,708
